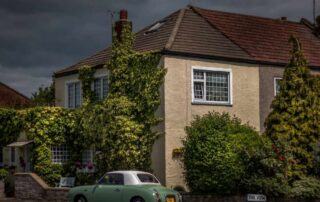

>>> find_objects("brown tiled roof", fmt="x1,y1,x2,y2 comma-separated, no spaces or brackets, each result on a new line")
0,82,33,108
54,6,320,77
193,7,320,66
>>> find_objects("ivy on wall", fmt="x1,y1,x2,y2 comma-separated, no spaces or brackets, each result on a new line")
0,108,23,148
78,65,95,104
24,107,76,185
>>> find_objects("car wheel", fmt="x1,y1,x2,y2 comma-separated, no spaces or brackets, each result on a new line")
132,197,145,202
75,195,87,202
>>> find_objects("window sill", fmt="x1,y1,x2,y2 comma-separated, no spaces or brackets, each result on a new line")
191,101,233,107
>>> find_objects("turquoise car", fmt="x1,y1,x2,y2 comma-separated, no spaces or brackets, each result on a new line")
68,170,183,202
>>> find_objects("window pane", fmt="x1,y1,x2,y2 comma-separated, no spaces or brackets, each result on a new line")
275,78,282,96
75,82,81,107
68,83,75,108
82,149,92,165
94,79,102,100
206,72,229,102
102,77,108,98
99,174,124,185
194,71,204,80
51,145,70,164
137,174,159,183
194,82,204,99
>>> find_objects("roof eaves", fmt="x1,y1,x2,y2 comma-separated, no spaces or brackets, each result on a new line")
161,49,320,70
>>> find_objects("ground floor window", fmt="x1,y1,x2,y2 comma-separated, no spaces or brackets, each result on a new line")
82,149,93,165
51,145,70,164
11,147,15,163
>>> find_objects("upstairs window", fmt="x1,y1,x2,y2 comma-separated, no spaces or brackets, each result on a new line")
93,76,108,101
274,77,282,96
192,67,232,105
67,82,81,109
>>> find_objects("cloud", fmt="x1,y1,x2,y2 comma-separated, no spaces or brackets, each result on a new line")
0,0,318,97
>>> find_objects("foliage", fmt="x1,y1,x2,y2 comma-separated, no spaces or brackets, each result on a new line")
78,65,95,104
81,22,165,173
265,36,320,180
24,107,76,185
288,177,320,199
31,83,55,106
183,112,270,195
0,168,8,181
0,108,23,147
245,175,290,197
4,173,14,197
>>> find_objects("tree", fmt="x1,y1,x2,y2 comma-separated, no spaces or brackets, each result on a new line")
31,83,55,106
265,36,320,180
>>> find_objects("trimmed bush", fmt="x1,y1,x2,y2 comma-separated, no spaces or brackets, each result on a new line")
183,112,270,195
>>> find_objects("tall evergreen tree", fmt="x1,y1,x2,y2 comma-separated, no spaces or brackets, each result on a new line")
265,36,320,180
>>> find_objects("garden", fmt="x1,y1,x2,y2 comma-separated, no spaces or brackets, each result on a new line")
182,37,320,199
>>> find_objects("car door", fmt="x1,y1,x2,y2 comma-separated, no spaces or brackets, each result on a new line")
92,173,124,202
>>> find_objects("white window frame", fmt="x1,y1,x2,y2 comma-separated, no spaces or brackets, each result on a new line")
65,80,82,109
92,74,109,101
191,66,233,105
274,77,282,96
51,145,70,164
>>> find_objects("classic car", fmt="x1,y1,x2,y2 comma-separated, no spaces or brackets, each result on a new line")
68,170,183,202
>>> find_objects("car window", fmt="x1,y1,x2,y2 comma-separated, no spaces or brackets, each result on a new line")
98,174,124,185
137,174,159,183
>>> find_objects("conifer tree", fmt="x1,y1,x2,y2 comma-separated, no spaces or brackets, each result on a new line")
265,36,320,180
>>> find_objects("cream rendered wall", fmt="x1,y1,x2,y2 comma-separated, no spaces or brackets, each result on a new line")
54,68,108,107
163,55,260,189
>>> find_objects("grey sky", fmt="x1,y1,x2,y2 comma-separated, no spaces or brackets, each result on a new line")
0,0,319,97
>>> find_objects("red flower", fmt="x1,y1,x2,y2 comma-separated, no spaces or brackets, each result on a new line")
278,155,285,161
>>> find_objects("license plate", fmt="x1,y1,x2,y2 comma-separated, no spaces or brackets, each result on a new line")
166,197,175,202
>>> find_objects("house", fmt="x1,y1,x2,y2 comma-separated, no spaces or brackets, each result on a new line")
0,82,33,168
0,82,33,109
53,6,320,188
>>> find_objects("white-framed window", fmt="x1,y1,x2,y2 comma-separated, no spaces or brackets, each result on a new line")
66,81,81,109
82,149,93,165
192,67,232,105
93,76,108,101
51,145,70,164
274,77,282,96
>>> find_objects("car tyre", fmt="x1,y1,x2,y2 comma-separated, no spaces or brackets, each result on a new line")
75,195,87,202
131,197,145,202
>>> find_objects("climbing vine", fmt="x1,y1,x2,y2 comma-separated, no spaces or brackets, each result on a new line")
24,107,76,185
0,108,22,147
78,65,95,104
83,23,166,173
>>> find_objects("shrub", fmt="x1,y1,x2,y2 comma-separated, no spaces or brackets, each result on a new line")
0,168,8,181
183,112,266,194
288,177,320,199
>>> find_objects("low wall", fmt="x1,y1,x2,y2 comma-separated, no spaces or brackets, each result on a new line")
15,173,69,202
182,194,320,202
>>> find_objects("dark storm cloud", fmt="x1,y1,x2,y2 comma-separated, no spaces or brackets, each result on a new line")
0,0,319,96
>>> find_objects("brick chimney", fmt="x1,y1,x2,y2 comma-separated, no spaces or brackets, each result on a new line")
114,9,132,41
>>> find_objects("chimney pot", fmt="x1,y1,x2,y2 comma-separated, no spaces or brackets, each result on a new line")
120,9,128,20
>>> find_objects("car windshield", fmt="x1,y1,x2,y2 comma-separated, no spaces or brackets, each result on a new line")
137,173,159,183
